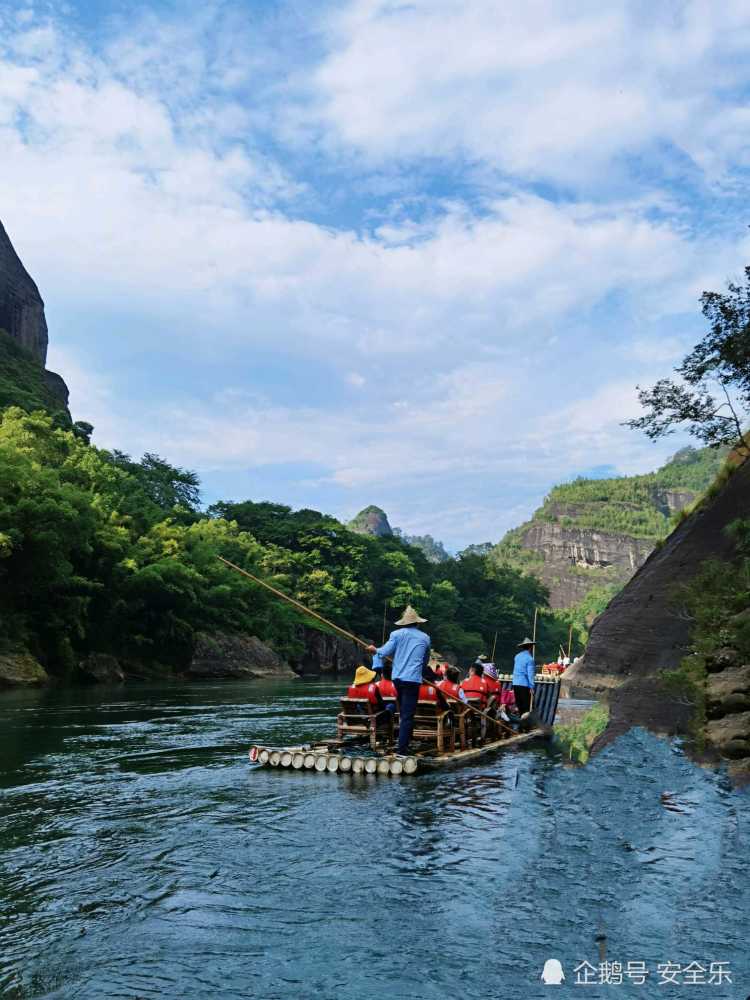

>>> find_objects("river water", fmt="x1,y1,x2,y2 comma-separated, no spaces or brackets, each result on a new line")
0,680,747,1000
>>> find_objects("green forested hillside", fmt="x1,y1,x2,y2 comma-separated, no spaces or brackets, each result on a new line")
0,330,69,418
489,444,727,630
534,447,726,540
531,446,726,539
493,445,725,570
0,407,565,680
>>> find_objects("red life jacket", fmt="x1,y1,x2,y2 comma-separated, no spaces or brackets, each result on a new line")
437,679,461,702
484,677,501,695
346,683,380,706
376,678,397,699
461,675,487,706
418,683,438,702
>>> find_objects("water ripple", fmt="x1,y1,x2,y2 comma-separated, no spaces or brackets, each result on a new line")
0,681,747,999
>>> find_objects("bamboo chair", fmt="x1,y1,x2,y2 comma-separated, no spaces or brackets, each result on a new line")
462,694,487,745
337,696,393,750
412,691,455,753
449,701,473,750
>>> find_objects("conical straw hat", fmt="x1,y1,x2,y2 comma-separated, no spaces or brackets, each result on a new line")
395,605,428,626
353,665,377,685
518,637,536,647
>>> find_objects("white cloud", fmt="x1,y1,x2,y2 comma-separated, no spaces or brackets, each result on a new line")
312,0,750,188
1,8,734,374
67,346,684,547
624,337,687,366
2,2,748,547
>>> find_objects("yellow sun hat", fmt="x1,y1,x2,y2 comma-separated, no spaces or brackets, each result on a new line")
353,665,377,686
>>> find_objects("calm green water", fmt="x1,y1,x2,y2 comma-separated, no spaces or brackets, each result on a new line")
0,680,747,1000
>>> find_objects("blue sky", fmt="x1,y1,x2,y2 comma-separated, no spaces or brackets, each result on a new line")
2,0,750,549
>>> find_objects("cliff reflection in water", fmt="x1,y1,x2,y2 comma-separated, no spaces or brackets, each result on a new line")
0,680,747,1000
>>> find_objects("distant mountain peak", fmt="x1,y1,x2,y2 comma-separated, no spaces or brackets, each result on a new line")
348,505,393,537
394,529,451,563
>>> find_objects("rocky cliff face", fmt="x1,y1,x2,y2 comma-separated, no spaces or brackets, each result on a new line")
188,632,297,680
348,505,393,537
492,447,725,611
577,465,749,683
0,221,48,363
517,516,654,607
568,457,750,773
650,488,695,516
0,220,69,410
289,626,362,677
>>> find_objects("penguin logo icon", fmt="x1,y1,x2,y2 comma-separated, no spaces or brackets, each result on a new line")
541,959,565,985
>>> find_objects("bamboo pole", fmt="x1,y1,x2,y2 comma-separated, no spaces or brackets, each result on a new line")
491,630,498,662
382,601,387,644
529,607,539,716
217,555,515,737
567,623,573,660
218,556,366,647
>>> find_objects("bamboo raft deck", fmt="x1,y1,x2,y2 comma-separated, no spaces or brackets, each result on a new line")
249,728,546,776
248,674,561,777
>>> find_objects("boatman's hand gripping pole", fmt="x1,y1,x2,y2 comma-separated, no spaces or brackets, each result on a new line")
217,556,516,737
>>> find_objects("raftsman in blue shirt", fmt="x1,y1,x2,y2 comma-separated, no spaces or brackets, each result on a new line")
377,627,430,684
512,649,536,690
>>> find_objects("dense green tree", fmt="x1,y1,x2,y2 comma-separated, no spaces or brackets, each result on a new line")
429,553,550,665
111,451,201,513
0,409,125,669
627,268,750,454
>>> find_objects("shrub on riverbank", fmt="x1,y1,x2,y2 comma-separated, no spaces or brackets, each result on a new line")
554,704,609,764
666,518,750,753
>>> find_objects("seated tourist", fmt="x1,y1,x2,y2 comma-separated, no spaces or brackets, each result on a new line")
460,662,488,707
418,681,439,702
437,665,467,704
498,686,519,723
482,662,502,715
375,663,397,713
499,686,516,708
346,666,384,711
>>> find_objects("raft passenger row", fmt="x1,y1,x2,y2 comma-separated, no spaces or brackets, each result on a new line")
249,603,562,776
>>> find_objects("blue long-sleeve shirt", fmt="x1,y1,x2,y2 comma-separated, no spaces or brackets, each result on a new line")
371,650,386,672
512,649,536,690
377,627,431,683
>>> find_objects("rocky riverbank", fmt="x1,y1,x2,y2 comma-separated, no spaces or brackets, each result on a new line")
0,624,364,690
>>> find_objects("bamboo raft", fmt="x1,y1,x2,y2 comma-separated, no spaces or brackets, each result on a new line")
248,674,561,777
